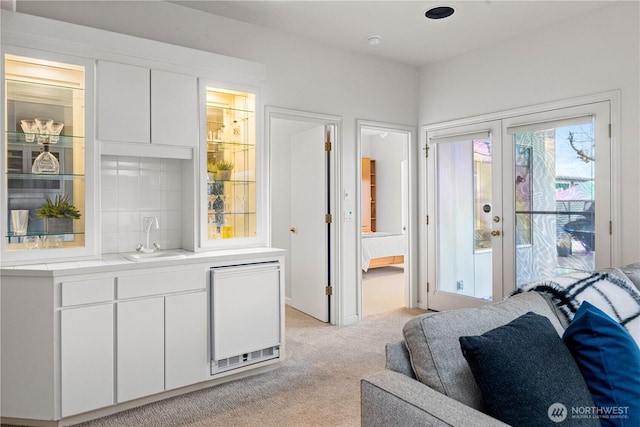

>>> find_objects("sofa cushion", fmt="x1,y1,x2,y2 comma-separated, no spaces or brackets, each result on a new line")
563,301,640,427
402,291,564,410
459,312,598,427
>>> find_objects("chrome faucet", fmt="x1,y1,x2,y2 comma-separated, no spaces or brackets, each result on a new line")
136,216,160,253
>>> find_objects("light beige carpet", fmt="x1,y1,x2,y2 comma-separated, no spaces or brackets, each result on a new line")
64,305,426,427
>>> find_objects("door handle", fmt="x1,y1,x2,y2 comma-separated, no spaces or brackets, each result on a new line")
491,230,501,237
290,227,296,233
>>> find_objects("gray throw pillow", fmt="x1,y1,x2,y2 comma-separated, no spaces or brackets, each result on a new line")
460,312,599,427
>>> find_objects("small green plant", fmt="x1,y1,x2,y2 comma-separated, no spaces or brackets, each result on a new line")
36,194,81,219
214,160,234,171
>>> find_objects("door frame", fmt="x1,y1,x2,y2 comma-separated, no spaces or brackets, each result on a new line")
266,106,342,324
420,91,621,310
356,120,418,317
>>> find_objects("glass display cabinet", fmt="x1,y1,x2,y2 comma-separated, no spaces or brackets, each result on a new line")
202,84,261,247
3,53,87,255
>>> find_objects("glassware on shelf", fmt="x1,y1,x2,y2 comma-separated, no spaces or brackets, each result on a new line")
34,118,54,144
32,144,60,174
20,119,37,142
231,120,242,143
10,210,29,235
23,236,40,249
42,235,62,248
50,122,64,143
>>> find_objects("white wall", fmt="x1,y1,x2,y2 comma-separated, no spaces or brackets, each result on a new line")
419,1,640,265
364,133,406,234
14,1,419,325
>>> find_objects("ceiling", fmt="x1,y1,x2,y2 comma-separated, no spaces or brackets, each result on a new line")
170,1,610,67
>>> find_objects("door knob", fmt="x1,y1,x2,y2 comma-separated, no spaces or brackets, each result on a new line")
491,230,501,237
290,227,296,233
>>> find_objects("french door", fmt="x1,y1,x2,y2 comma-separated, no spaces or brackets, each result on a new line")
502,102,611,290
426,121,503,311
426,101,611,311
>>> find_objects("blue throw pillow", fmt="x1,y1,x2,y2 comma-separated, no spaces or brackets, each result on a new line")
459,312,599,426
563,301,640,427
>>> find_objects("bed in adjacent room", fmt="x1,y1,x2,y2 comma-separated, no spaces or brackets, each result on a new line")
362,232,404,272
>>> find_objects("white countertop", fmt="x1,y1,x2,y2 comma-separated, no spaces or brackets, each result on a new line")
0,247,286,276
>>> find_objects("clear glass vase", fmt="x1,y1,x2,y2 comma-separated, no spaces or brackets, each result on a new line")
32,144,60,174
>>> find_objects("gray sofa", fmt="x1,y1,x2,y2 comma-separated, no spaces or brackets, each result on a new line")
361,264,640,427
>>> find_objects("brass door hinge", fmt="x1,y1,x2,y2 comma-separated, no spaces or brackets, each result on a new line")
427,282,430,293
325,141,332,152
325,286,333,296
608,124,612,138
423,146,429,158
426,215,429,225
609,220,613,235
325,214,332,223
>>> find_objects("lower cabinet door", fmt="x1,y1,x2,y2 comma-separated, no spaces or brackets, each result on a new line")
117,297,165,402
61,304,114,416
165,291,208,389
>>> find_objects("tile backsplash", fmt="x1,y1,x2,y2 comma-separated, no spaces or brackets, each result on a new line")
101,155,183,254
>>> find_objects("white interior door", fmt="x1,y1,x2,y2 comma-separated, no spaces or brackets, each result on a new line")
290,125,329,322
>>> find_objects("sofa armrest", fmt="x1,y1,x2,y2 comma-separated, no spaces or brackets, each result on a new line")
361,371,509,427
385,341,416,379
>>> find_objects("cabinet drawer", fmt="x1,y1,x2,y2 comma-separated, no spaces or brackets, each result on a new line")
61,278,115,307
117,269,205,299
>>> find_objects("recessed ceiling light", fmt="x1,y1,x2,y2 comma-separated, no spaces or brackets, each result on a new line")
367,35,382,46
425,6,455,20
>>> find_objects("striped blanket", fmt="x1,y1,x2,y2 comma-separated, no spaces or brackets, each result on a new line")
514,271,640,347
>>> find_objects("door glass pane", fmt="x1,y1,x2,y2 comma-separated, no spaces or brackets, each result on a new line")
514,119,595,287
5,54,86,251
205,87,256,241
436,136,493,301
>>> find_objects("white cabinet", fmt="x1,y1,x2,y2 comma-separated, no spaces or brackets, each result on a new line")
165,291,208,390
61,304,114,416
97,60,150,143
151,69,198,147
116,268,207,401
97,61,198,147
117,297,166,402
0,249,284,426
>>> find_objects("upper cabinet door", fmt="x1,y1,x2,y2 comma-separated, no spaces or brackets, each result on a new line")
200,81,266,248
2,48,96,265
97,60,150,143
151,70,198,147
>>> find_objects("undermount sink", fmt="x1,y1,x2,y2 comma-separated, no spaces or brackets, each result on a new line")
123,251,187,262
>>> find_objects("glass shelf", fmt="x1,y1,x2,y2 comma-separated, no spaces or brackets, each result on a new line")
6,77,85,93
206,140,256,148
7,172,85,179
6,131,84,146
7,230,85,238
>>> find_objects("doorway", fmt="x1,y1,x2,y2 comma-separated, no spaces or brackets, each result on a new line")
357,120,416,318
423,99,614,311
267,107,340,323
